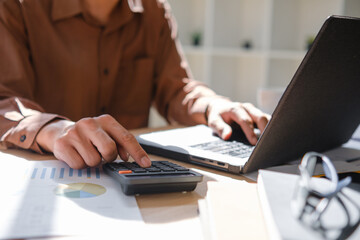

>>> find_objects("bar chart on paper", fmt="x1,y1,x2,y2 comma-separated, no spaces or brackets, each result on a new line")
27,163,107,198
29,166,101,180
0,158,143,240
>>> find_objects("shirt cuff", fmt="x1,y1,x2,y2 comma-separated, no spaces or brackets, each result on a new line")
1,113,67,153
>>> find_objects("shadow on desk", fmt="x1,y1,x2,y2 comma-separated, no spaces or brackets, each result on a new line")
136,153,252,224
136,174,217,224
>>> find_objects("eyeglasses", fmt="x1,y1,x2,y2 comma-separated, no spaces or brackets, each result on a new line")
291,152,352,228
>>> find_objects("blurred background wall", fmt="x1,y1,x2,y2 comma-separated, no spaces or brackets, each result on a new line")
149,0,360,127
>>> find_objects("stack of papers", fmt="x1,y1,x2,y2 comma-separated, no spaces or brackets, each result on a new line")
198,181,268,240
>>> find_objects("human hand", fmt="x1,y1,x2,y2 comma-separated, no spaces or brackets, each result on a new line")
206,99,271,145
35,114,151,169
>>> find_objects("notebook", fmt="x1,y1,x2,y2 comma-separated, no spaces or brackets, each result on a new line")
137,16,360,174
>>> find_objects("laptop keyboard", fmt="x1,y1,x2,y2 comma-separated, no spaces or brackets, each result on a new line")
190,140,255,158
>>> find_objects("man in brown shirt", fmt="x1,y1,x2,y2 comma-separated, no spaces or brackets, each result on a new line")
0,0,270,169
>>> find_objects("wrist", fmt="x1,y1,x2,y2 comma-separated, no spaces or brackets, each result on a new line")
201,96,230,125
36,119,74,153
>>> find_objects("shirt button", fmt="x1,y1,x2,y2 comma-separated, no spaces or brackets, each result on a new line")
103,68,109,75
20,135,26,142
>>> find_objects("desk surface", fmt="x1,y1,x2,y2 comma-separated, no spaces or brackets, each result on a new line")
134,127,268,239
1,126,269,240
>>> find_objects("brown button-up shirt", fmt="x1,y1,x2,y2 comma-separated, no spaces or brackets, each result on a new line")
0,0,218,152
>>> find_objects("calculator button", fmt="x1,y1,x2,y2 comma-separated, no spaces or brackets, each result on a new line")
116,167,129,171
132,168,147,173
146,167,161,172
112,163,123,167
152,162,164,167
174,167,189,171
118,170,132,174
161,167,176,172
122,162,135,168
164,163,177,167
107,165,117,171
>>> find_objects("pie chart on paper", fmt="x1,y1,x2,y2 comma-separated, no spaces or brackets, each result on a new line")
54,183,106,198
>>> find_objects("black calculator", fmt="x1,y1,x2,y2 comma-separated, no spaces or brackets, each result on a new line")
103,161,203,195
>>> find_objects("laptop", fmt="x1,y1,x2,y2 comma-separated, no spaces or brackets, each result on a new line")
137,16,360,174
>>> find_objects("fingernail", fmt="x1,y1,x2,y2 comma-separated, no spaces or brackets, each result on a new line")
221,127,232,140
222,132,231,140
141,156,151,167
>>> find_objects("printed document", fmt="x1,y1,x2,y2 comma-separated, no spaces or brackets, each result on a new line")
0,151,144,239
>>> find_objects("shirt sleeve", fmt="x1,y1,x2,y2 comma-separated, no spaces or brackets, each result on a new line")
152,1,226,125
0,1,66,153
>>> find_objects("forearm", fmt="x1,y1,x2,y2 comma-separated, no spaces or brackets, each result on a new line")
152,3,229,126
167,81,228,125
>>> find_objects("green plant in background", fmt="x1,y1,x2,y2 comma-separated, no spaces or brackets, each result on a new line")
241,40,253,49
191,31,202,46
306,36,315,50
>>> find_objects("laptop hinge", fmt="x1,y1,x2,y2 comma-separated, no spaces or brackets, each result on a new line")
228,164,242,174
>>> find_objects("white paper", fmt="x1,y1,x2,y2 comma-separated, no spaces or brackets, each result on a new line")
0,152,144,239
